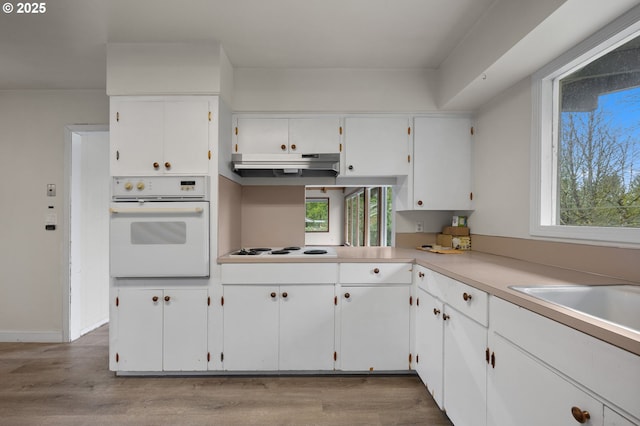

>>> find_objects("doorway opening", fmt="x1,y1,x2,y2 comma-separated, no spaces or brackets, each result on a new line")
63,125,109,341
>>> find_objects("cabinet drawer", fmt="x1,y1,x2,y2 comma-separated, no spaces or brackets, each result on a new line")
221,263,337,284
444,277,488,327
339,263,412,284
428,270,488,326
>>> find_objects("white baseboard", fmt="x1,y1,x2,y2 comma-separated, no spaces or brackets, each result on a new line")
0,330,63,343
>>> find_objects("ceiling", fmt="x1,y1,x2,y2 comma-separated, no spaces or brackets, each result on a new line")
0,0,495,90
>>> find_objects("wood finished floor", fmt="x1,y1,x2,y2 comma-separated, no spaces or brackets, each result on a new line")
0,325,452,426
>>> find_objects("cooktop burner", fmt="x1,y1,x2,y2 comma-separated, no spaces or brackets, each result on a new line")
228,246,337,258
303,249,328,255
232,249,258,256
270,249,291,255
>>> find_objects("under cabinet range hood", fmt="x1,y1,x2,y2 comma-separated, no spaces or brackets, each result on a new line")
231,153,340,177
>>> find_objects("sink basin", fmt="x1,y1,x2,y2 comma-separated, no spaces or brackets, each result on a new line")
510,285,640,334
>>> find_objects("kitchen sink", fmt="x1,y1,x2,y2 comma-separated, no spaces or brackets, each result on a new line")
510,284,640,334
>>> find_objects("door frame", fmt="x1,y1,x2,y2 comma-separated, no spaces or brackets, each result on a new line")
62,124,109,342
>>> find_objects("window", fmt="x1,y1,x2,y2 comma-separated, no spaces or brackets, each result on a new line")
532,8,640,245
305,198,329,232
344,187,392,247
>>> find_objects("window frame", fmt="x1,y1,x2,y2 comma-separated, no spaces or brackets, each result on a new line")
344,187,392,247
305,197,330,233
531,7,640,246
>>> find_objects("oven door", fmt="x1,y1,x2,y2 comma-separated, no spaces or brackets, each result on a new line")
109,201,209,278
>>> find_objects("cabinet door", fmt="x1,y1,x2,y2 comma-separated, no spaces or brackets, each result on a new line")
279,285,335,370
163,100,210,174
289,118,341,154
344,117,411,176
110,100,164,175
443,305,487,426
163,289,208,371
235,118,288,154
416,288,445,409
487,333,604,426
222,285,279,371
116,288,163,371
340,285,410,371
413,117,472,210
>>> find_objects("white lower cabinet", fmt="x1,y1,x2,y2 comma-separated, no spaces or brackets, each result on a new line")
489,296,640,426
415,287,444,409
444,304,487,426
115,287,208,372
338,263,412,371
339,285,411,371
222,284,335,371
487,332,603,426
414,267,488,426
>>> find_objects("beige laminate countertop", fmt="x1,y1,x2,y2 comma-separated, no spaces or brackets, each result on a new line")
218,247,640,356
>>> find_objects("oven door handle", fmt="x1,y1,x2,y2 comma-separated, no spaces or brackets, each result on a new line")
109,207,204,214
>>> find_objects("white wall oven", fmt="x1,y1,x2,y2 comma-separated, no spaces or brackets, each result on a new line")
110,176,209,278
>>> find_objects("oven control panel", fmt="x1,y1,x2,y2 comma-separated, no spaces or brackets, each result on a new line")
112,176,208,200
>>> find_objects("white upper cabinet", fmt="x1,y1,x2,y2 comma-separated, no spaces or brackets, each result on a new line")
289,118,341,154
411,116,472,210
233,117,341,155
343,117,411,177
110,96,213,176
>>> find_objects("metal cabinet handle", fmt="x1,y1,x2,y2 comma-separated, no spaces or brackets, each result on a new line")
571,407,590,424
281,292,288,299
348,165,354,170
290,144,296,150
164,296,170,302
373,268,380,274
164,162,171,169
153,162,159,169
344,292,351,299
417,200,423,206
463,292,472,301
152,296,159,302
280,144,287,151
270,292,277,298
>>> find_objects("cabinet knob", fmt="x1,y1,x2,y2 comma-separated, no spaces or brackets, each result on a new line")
417,200,423,206
571,407,590,424
270,292,277,298
164,162,171,169
164,296,170,302
153,162,159,169
152,296,159,302
348,165,354,170
281,144,287,151
373,268,380,274
418,272,425,278
344,292,351,299
290,144,296,150
433,308,441,316
463,292,472,301
281,292,288,298
442,313,450,321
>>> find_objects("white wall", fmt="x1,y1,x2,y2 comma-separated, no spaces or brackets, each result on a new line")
0,90,108,341
470,78,532,239
233,68,439,113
